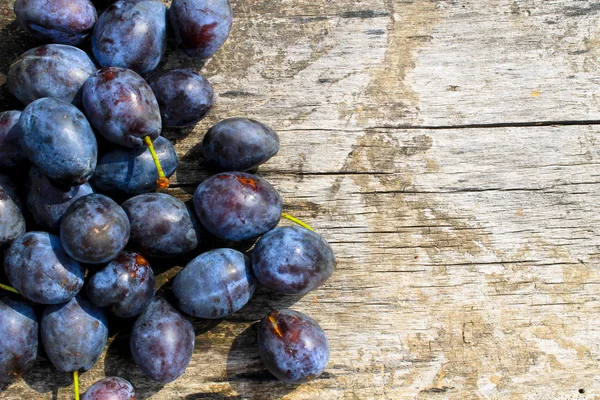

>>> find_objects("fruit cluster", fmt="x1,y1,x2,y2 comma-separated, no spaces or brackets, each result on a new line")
0,0,336,398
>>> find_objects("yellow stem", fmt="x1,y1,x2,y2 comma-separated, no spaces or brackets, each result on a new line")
281,213,315,232
74,371,80,400
144,136,169,189
0,283,18,294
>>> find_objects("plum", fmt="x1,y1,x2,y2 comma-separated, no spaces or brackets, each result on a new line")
252,226,335,295
202,118,279,172
147,69,214,127
14,0,97,45
258,309,329,383
82,67,161,148
8,45,96,106
173,248,255,318
193,172,282,241
60,194,130,264
18,97,98,186
169,0,232,59
4,232,84,304
92,0,167,74
130,297,194,383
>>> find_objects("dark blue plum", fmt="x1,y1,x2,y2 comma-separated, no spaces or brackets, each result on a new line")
82,67,161,148
82,377,135,400
41,296,108,372
252,226,335,295
14,0,96,45
0,111,27,169
92,136,178,196
26,166,94,232
173,248,255,319
60,194,130,264
0,294,38,383
193,172,282,241
169,0,232,59
91,0,167,74
202,118,280,172
19,97,98,186
147,69,214,127
86,251,155,318
130,297,194,383
258,309,329,383
0,177,26,249
122,193,201,258
4,232,84,304
8,45,97,106
0,174,24,211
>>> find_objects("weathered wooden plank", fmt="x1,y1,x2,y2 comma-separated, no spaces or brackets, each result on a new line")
176,0,600,128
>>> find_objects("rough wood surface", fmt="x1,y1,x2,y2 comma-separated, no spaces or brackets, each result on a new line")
2,0,600,399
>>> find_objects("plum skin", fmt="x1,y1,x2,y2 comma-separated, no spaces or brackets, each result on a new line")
82,67,161,148
202,117,279,172
0,111,27,169
91,0,167,74
92,136,178,196
8,45,97,106
60,194,130,264
18,97,98,186
122,193,201,258
129,297,195,383
173,248,256,319
169,0,232,59
0,176,26,249
0,294,38,384
41,296,108,372
193,172,282,242
4,231,84,305
86,251,155,318
14,0,97,45
26,165,94,233
252,226,335,295
147,69,214,127
258,309,330,383
81,377,135,400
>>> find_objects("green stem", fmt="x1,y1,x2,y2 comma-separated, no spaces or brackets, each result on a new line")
0,283,18,294
144,136,169,189
281,213,315,232
74,370,80,400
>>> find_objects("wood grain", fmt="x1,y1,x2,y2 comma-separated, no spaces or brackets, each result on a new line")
2,0,600,399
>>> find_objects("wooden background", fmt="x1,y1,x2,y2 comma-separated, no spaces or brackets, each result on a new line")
2,0,600,398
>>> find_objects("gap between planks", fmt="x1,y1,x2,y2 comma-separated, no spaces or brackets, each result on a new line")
369,119,600,130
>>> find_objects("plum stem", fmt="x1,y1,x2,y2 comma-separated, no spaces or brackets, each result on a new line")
144,136,170,189
74,370,80,400
268,315,284,338
281,213,315,232
0,283,18,294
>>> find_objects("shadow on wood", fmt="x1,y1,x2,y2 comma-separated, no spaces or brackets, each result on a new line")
21,358,72,399
0,21,35,111
161,125,197,142
0,21,36,75
175,140,208,194
229,287,304,323
158,37,207,72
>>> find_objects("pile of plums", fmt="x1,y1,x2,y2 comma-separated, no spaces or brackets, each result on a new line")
0,0,336,397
